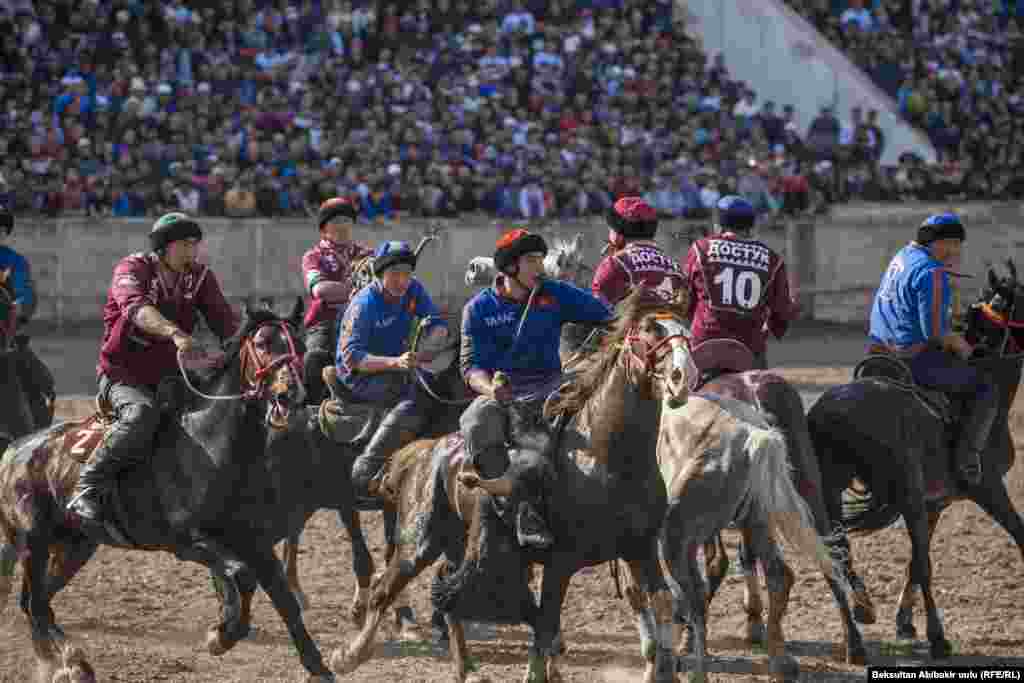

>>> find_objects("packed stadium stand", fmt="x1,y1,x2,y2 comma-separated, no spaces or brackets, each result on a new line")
2,0,1019,223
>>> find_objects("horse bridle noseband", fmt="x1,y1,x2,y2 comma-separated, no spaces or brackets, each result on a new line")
622,313,690,381
178,321,304,403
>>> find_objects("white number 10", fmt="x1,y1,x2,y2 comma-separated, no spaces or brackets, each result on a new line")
713,267,762,309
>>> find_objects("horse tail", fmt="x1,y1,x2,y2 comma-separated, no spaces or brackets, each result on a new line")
747,425,847,588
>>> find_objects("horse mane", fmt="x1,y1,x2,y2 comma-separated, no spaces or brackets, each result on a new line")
547,289,689,416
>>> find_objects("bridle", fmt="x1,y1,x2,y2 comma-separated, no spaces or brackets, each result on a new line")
177,320,305,411
620,310,692,403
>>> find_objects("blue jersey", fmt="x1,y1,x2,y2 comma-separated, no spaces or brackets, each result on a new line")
0,245,34,318
461,278,611,391
336,278,441,399
869,243,951,349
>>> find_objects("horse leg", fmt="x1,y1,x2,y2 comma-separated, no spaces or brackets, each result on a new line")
21,532,95,683
0,534,20,616
281,530,310,611
895,508,942,640
175,537,249,654
738,527,766,646
445,612,472,683
339,508,374,627
524,565,573,683
902,493,952,659
968,472,1024,564
744,520,798,683
332,544,444,675
383,504,419,639
241,547,334,682
45,540,99,601
623,554,677,683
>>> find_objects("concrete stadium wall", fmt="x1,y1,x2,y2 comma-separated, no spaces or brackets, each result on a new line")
13,203,1024,330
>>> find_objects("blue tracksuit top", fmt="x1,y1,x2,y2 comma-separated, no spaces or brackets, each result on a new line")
869,242,952,349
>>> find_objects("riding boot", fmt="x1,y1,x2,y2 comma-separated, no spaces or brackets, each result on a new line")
67,404,159,522
471,445,554,550
351,411,419,499
515,497,554,550
303,350,332,406
953,392,998,486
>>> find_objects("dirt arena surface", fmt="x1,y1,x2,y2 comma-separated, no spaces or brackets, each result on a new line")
1,323,1022,682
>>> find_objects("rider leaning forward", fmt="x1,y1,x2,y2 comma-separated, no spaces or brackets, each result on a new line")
68,213,239,523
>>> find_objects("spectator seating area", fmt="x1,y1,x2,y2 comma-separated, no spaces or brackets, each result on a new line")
4,0,1019,224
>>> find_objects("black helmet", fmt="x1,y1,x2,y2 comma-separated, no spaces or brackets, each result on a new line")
150,212,203,252
494,228,548,273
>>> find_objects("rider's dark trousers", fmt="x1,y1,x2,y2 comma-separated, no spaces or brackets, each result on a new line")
303,321,337,405
77,374,161,497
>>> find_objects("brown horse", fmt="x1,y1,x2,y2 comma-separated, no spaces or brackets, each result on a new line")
331,290,693,683
656,390,852,682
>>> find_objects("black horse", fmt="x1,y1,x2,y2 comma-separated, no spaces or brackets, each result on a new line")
0,300,343,682
807,259,1024,659
0,269,37,451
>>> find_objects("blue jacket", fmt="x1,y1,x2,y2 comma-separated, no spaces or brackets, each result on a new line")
336,278,441,401
461,278,611,392
0,245,35,319
869,242,951,349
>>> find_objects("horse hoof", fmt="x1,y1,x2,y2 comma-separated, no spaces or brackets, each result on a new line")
747,622,767,646
329,648,358,675
896,623,917,640
846,646,868,666
205,629,229,656
307,674,336,683
853,604,876,625
930,638,954,659
349,603,368,627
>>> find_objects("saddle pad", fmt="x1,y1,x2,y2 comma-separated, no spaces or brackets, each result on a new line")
318,398,380,445
60,414,114,464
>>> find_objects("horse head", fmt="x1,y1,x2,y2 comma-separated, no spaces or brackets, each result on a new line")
544,232,591,287
464,256,496,287
548,287,694,418
972,258,1024,354
227,296,307,428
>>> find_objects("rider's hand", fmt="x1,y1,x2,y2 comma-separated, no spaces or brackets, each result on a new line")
393,351,419,370
945,334,973,360
171,330,195,353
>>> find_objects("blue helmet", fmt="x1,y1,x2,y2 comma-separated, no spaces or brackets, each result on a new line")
717,195,756,232
917,213,965,244
372,240,417,276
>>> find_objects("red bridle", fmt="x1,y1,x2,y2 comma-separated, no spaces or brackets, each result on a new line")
622,314,690,376
239,321,305,401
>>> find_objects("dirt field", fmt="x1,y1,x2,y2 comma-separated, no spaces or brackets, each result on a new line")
1,324,1022,682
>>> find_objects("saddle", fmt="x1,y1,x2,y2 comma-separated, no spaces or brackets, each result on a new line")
317,366,380,447
853,352,956,425
689,339,758,392
61,379,189,465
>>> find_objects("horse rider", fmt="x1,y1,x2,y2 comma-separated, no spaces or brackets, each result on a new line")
460,228,612,549
67,212,240,524
868,212,992,486
684,195,798,369
591,196,688,308
0,203,54,427
341,240,449,499
301,197,374,404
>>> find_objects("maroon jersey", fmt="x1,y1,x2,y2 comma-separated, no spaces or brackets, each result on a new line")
684,233,795,354
99,253,239,387
591,241,687,307
301,238,374,328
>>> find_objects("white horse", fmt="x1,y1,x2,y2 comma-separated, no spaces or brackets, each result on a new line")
464,232,591,289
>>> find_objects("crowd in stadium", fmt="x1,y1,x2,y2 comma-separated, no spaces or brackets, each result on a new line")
2,0,1024,223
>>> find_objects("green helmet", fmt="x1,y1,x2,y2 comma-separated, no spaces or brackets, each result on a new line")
150,212,203,252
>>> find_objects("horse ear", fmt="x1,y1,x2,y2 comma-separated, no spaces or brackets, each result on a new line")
989,267,1000,293
288,296,304,328
571,232,584,252
1006,258,1018,286
241,300,254,324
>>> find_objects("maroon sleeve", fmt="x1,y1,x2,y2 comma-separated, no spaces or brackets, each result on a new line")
766,259,795,339
109,256,156,330
196,269,240,341
301,247,321,295
590,254,628,306
683,244,701,321
353,242,375,260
